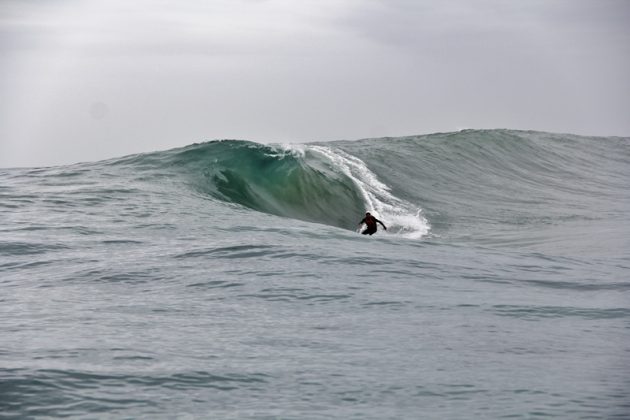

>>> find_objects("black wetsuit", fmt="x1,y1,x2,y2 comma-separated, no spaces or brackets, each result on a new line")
360,215,386,235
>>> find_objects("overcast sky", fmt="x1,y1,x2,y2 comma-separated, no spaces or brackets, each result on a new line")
1,0,629,167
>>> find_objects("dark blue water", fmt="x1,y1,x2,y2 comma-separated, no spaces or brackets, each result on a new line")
1,130,629,418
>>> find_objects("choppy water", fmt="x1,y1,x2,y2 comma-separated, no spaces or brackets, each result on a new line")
1,129,629,418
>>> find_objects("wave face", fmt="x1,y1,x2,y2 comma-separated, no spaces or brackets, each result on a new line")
179,141,367,230
125,139,431,238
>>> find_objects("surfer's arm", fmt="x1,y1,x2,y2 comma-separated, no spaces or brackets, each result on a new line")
358,218,366,225
376,219,387,229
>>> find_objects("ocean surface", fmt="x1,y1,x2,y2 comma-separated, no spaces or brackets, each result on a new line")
1,129,629,419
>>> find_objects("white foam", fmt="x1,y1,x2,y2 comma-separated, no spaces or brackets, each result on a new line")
261,143,307,159
309,145,430,240
275,143,306,158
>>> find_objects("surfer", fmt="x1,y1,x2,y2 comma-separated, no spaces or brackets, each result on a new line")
358,212,387,235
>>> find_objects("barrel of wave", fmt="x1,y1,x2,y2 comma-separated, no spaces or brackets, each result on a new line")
191,141,366,230
307,145,430,240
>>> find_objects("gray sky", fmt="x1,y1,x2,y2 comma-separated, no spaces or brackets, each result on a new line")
1,0,629,167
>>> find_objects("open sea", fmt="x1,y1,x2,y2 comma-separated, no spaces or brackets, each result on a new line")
1,129,629,419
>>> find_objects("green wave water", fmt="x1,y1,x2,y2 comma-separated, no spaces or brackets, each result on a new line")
178,141,366,230
112,138,431,238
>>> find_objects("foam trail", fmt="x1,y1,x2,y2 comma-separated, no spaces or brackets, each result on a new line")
308,146,430,239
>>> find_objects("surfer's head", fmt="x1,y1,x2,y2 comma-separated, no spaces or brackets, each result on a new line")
366,212,371,216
